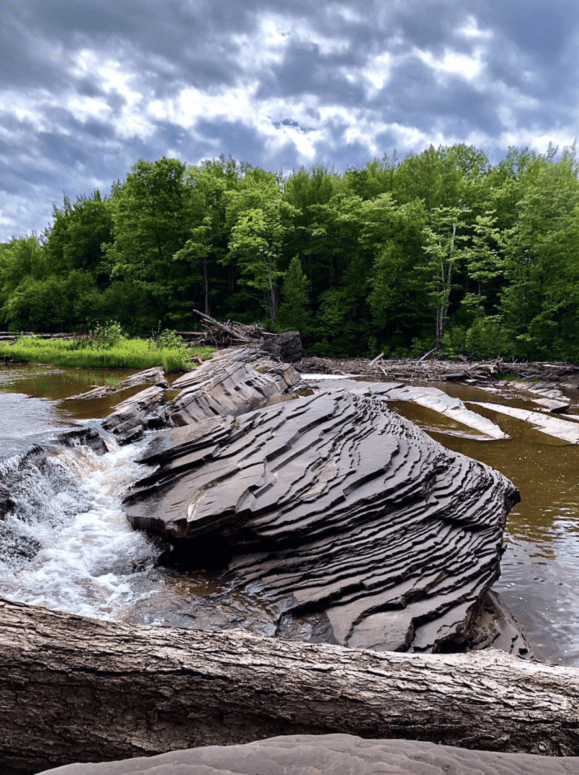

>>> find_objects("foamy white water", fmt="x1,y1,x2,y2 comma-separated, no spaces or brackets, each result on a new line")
0,436,162,619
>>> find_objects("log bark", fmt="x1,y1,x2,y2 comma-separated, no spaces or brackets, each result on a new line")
1,598,579,775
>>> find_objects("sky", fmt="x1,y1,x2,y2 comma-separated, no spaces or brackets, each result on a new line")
1,0,578,242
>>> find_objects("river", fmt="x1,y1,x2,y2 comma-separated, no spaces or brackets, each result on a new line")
1,362,578,665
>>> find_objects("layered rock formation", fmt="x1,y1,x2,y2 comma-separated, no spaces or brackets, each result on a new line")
100,349,303,444
124,389,520,653
165,347,303,425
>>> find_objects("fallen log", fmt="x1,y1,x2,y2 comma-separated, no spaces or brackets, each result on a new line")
1,597,579,775
193,310,252,343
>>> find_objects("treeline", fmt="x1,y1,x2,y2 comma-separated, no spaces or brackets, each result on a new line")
2,143,579,360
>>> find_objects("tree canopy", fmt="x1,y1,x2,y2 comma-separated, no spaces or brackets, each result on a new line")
2,144,579,361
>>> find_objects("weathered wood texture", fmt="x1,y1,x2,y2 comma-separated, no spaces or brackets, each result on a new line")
191,312,302,362
298,356,579,384
124,389,519,653
37,734,579,775
1,598,578,775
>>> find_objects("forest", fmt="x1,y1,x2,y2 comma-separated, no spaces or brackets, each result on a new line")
1,143,579,361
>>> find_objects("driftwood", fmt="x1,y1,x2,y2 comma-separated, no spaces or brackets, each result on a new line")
298,356,579,384
190,312,302,361
193,310,268,346
1,597,579,775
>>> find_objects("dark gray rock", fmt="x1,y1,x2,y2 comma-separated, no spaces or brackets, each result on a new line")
37,734,579,775
279,330,302,362
124,390,519,653
53,428,108,455
165,347,303,426
101,386,166,445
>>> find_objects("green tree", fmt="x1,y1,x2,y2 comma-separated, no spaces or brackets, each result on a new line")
225,169,298,322
174,158,243,320
276,257,310,333
422,206,469,349
105,158,187,324
44,191,113,281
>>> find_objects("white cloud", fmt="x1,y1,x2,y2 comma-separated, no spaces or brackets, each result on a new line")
415,45,486,84
361,52,393,95
231,11,350,72
457,15,494,41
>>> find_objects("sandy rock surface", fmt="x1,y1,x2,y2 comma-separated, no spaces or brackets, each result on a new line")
39,734,579,775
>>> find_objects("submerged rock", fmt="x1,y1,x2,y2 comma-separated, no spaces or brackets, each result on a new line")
124,390,519,653
65,366,169,401
472,402,579,443
54,427,109,455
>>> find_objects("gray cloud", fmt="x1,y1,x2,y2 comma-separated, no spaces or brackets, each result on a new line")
2,0,579,240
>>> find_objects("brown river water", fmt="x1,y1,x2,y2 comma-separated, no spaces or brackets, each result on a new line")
1,363,578,665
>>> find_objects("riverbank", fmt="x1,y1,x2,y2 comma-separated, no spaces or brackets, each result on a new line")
297,353,579,387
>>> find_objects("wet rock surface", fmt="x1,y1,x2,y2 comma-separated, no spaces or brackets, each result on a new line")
472,401,579,444
37,734,579,775
53,427,108,455
124,389,520,653
306,380,510,441
101,385,167,444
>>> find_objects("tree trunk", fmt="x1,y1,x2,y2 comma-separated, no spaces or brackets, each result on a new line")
1,598,579,775
203,255,210,316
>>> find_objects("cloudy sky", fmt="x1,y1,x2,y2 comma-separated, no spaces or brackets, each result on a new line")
2,0,578,241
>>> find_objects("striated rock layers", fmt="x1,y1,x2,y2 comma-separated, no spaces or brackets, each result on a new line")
124,389,520,653
101,348,303,444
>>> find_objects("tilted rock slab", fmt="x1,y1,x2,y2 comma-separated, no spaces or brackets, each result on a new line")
307,381,509,441
472,402,579,444
100,349,303,444
124,390,519,653
64,366,169,402
101,385,166,445
39,734,579,775
166,346,303,426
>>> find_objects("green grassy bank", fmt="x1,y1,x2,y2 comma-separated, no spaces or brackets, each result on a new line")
0,337,213,372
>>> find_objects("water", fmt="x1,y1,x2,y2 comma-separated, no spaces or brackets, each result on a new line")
0,363,166,621
2,363,579,664
0,441,161,620
390,384,579,665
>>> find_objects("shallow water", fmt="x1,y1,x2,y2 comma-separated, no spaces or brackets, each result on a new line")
2,363,579,663
391,388,579,665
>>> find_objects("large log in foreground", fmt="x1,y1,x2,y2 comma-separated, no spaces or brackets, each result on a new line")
1,598,579,775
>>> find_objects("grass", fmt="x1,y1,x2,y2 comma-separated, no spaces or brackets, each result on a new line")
0,337,214,373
